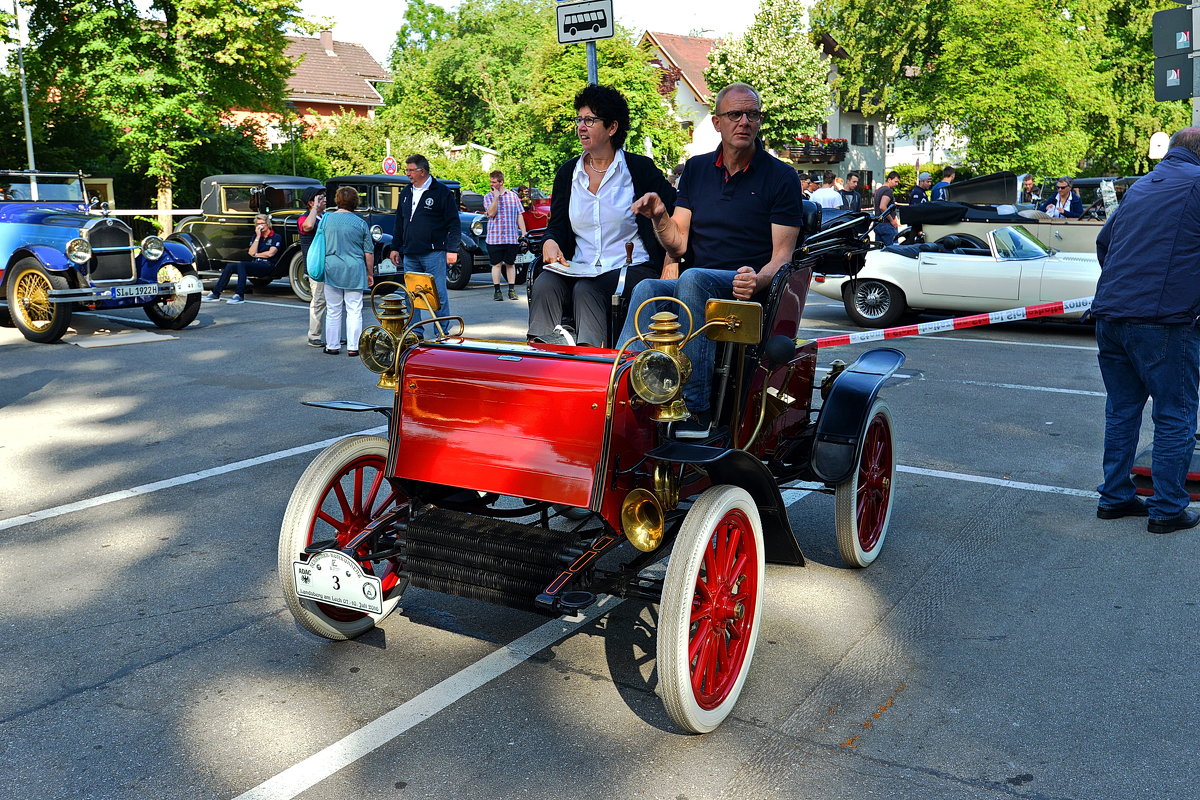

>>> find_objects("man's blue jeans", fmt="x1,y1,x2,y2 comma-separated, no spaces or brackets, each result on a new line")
1095,318,1200,518
617,268,736,412
403,251,451,330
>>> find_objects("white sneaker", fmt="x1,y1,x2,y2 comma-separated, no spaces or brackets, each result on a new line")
202,294,221,302
226,295,246,304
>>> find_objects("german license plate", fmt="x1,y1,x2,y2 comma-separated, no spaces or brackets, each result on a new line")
514,252,535,264
293,550,383,614
111,284,161,299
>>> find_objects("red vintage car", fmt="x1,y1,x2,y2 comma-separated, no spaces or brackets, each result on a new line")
277,206,903,733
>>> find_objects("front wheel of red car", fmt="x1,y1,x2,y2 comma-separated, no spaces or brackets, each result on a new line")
8,258,71,343
278,435,405,640
835,399,895,567
658,485,765,733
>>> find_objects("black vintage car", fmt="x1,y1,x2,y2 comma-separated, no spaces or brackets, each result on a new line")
325,174,528,290
170,174,324,302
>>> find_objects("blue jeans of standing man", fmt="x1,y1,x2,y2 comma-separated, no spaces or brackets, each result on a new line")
1095,318,1200,519
617,268,737,413
403,251,452,331
873,222,897,247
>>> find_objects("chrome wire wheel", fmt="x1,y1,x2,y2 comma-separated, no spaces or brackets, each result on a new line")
845,279,906,328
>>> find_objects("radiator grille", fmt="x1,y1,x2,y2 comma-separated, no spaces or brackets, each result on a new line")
85,221,136,282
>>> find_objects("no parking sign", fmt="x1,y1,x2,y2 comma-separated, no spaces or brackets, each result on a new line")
382,156,398,175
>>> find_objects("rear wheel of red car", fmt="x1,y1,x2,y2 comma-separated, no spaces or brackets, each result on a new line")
8,258,71,343
844,279,906,328
835,399,895,567
289,252,313,302
143,264,201,330
278,435,405,640
658,485,764,733
446,246,471,290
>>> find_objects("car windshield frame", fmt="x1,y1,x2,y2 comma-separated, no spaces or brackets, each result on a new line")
988,225,1050,261
0,171,87,203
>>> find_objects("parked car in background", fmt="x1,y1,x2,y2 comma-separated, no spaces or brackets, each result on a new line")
325,174,529,291
0,170,201,343
900,171,1135,255
812,224,1099,328
170,174,323,302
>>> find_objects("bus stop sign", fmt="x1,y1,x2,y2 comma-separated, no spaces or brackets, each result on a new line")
557,0,614,45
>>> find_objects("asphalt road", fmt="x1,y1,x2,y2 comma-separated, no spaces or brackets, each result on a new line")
2,273,1196,800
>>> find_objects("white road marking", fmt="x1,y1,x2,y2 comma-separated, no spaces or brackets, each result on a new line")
897,465,1098,498
233,596,623,800
76,311,158,328
957,379,1105,397
0,426,387,533
244,299,307,310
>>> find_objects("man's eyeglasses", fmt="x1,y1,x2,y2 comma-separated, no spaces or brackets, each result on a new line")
570,116,607,128
715,109,764,124
1056,184,1069,190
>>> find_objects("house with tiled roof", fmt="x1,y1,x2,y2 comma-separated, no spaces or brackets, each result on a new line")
228,30,391,140
641,30,886,189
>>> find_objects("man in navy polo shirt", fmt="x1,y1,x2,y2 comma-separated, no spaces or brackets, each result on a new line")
619,81,805,438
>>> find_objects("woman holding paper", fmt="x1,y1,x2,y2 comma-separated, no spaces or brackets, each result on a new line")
528,83,676,347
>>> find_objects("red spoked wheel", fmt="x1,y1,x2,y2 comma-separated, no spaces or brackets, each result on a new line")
278,435,405,639
658,486,765,733
835,399,895,567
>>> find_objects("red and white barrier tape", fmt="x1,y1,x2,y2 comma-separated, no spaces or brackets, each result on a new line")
814,296,1094,348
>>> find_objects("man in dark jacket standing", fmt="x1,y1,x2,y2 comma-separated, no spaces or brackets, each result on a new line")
389,154,460,325
1092,127,1200,533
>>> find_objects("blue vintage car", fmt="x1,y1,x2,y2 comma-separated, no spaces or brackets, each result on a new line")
0,171,202,343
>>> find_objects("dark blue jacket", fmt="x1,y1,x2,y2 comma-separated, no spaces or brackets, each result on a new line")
393,176,459,254
1093,146,1200,324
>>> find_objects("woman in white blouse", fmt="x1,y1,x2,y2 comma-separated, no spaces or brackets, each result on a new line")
530,84,676,347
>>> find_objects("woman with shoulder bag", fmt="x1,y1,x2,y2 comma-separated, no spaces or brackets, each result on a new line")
319,186,374,355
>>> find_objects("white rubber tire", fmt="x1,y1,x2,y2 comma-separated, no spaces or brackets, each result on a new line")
278,435,402,640
834,399,895,567
658,485,765,733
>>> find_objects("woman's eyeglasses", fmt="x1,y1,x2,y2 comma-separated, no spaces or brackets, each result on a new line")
715,110,764,123
570,116,607,128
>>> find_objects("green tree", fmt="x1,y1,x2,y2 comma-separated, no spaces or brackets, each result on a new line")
811,0,1190,176
1085,0,1191,175
22,0,311,227
703,0,832,149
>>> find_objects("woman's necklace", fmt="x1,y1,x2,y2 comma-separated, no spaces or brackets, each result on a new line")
586,153,611,173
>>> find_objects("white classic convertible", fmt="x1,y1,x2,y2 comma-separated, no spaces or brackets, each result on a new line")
811,225,1099,328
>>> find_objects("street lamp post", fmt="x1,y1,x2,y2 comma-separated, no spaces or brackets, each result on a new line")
284,101,297,175
13,0,36,170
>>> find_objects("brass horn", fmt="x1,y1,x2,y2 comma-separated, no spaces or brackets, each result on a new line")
621,488,665,552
